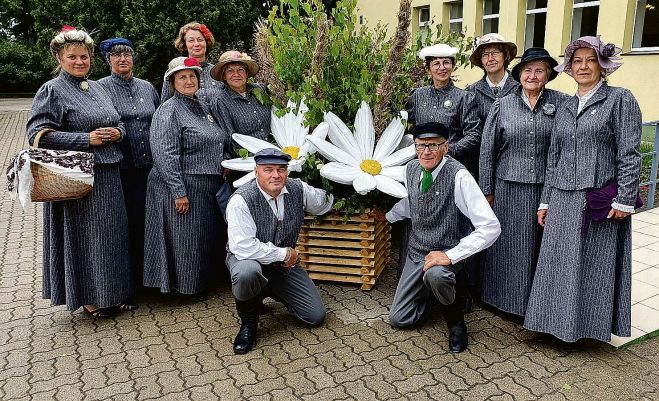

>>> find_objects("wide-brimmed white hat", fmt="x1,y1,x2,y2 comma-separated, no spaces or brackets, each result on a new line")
210,50,259,81
163,56,202,82
418,44,458,60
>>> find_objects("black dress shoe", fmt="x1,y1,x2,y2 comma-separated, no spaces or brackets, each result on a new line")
447,319,468,353
233,320,258,354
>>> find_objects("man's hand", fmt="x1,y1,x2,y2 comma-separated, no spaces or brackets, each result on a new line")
423,251,452,271
284,247,298,268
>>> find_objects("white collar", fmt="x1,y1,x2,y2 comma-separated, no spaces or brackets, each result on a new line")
256,180,289,201
521,89,544,110
486,71,509,89
577,79,604,101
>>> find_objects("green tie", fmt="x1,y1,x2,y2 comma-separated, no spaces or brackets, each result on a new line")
421,168,433,194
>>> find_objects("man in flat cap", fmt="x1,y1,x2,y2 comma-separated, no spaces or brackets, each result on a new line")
386,122,500,353
225,148,334,354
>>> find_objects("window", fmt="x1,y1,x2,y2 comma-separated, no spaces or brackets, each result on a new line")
525,0,547,49
483,0,500,34
571,0,600,40
633,0,659,49
448,1,464,33
416,6,431,42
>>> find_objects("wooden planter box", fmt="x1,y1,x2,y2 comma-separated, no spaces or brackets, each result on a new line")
297,211,391,290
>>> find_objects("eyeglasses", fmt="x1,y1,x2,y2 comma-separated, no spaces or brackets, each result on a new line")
414,141,447,152
225,66,247,75
429,60,453,70
481,50,503,59
110,52,133,59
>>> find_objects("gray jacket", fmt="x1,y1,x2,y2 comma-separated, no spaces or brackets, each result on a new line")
465,73,519,131
26,71,124,165
149,92,228,198
405,80,482,175
542,83,642,207
479,87,569,195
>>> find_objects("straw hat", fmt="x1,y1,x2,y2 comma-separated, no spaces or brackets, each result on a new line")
470,33,518,68
210,50,259,81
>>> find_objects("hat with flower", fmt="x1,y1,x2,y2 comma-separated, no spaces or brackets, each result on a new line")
210,50,259,81
164,56,202,82
555,35,622,77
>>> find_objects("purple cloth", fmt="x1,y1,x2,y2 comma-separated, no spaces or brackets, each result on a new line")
581,182,643,233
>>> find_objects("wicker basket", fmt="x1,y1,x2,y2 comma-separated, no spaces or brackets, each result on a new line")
30,163,93,202
29,129,93,202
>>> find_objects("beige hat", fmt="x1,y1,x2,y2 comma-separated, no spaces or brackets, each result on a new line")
470,33,518,68
418,44,458,60
210,50,259,81
164,56,202,82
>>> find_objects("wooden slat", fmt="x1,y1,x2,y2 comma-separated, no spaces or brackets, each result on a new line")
301,255,374,267
304,264,365,275
307,272,364,284
299,230,373,240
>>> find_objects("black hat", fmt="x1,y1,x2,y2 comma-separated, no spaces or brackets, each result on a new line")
511,47,559,82
411,122,449,140
253,148,291,165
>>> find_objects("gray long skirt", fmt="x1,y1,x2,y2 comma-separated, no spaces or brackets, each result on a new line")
143,171,223,294
482,179,543,315
523,188,632,342
42,163,131,310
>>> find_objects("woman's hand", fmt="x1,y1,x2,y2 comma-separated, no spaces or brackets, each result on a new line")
485,194,494,207
89,127,121,146
607,208,631,220
174,196,190,214
537,209,547,227
223,168,231,179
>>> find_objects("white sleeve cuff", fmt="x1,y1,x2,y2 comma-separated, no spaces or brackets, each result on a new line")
538,203,549,210
611,202,635,213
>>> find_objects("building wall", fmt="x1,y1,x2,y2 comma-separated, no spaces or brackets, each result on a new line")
355,0,659,122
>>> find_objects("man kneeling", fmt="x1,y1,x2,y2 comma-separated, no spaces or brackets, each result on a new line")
386,122,500,353
225,148,334,354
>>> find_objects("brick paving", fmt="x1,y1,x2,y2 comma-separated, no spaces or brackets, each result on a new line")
1,108,659,401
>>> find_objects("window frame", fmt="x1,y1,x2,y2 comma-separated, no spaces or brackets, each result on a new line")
482,0,500,34
524,0,548,49
571,0,600,41
632,0,659,52
447,1,464,33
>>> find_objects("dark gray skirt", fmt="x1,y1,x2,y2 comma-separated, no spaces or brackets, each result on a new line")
523,188,632,342
143,171,223,294
42,163,131,310
482,179,543,315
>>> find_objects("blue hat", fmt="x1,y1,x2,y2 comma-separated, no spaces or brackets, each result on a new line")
411,122,449,140
253,148,291,165
99,38,133,62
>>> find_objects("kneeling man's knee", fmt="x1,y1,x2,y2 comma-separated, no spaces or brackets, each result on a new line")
231,260,266,301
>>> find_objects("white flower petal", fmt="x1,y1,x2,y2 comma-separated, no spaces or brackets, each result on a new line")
353,172,377,195
320,162,362,185
380,145,416,168
270,107,288,146
306,136,360,166
354,101,375,160
233,171,256,187
324,111,362,160
380,166,407,182
221,157,256,172
233,134,278,153
373,113,406,161
375,175,408,198
300,122,329,156
288,158,305,172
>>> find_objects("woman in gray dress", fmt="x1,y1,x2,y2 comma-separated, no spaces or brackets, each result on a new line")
525,36,642,342
98,38,160,292
160,21,219,103
479,48,568,316
143,56,228,294
26,26,133,317
210,50,270,155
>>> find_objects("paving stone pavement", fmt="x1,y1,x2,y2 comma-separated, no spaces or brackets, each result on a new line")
1,109,659,401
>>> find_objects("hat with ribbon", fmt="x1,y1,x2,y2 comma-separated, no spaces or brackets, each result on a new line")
418,44,459,60
470,33,518,68
554,35,622,77
164,56,202,82
210,50,259,81
511,47,559,82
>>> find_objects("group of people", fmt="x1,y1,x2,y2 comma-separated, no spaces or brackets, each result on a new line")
25,21,642,356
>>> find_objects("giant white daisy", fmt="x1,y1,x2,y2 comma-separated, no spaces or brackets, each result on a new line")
305,101,414,198
221,99,328,187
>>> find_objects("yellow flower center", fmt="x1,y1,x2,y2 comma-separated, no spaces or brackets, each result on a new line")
360,159,382,176
281,146,300,160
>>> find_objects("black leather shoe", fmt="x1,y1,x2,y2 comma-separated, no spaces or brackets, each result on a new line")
447,319,468,353
233,320,258,354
